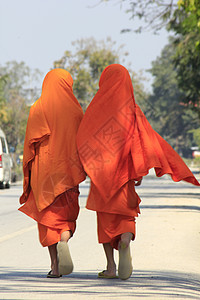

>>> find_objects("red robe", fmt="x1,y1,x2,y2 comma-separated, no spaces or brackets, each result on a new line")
76,64,199,249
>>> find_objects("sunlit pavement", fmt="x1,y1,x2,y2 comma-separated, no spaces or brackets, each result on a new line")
0,172,200,299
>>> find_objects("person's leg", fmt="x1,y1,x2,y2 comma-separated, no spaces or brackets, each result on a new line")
48,230,71,276
118,232,133,280
97,212,135,278
57,230,74,275
102,243,116,277
60,230,71,242
119,232,133,248
48,243,59,276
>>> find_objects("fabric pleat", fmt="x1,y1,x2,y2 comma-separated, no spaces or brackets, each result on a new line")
77,64,199,206
20,68,86,212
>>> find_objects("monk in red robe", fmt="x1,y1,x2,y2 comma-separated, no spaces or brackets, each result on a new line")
19,69,86,278
76,64,200,280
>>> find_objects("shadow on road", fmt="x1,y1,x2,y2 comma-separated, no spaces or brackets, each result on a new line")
0,267,199,299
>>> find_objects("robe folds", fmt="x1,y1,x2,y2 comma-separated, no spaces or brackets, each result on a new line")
19,68,86,246
76,64,200,248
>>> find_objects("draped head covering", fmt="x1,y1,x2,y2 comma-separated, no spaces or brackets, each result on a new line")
76,64,199,203
20,68,86,211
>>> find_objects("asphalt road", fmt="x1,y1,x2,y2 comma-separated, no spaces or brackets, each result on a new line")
0,173,200,299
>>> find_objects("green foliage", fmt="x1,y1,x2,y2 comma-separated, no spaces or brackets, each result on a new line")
0,75,8,125
168,0,200,115
54,38,119,109
53,37,148,111
148,40,199,157
102,1,200,115
0,61,42,150
130,71,149,112
191,128,200,148
102,0,178,33
1,61,42,105
0,61,42,180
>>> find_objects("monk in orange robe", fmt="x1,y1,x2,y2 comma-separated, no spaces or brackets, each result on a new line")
76,64,200,280
19,69,86,278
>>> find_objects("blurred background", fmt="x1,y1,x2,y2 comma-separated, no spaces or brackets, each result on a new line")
0,0,200,181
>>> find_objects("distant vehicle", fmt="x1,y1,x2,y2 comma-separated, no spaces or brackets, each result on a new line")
193,150,200,158
191,146,200,158
0,128,12,188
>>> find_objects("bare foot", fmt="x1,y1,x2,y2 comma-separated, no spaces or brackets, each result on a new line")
57,241,73,275
51,262,59,276
48,243,59,276
101,243,117,277
98,263,117,278
104,263,116,277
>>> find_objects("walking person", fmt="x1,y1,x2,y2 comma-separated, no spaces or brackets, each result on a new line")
76,64,200,280
19,68,86,278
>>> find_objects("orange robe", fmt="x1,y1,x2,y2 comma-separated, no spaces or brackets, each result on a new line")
76,64,200,249
19,69,86,246
89,180,140,249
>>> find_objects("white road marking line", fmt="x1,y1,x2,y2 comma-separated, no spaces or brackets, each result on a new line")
0,225,36,243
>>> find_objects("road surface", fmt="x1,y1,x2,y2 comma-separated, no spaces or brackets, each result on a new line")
0,173,200,299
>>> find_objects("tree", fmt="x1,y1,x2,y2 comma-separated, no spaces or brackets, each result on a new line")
0,61,42,150
0,61,42,180
53,37,148,111
147,40,199,157
169,0,200,114
102,1,200,114
192,128,200,150
102,0,178,33
54,38,119,109
0,75,8,126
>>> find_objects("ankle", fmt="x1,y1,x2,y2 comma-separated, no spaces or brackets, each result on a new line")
107,262,116,271
51,262,59,275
